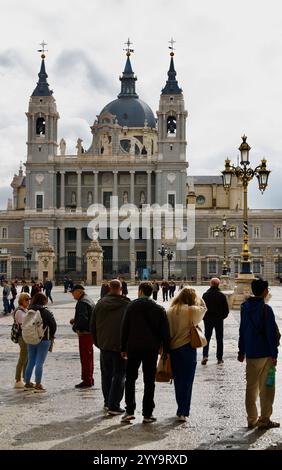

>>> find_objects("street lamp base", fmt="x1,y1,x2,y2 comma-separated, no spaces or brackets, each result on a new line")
230,273,255,310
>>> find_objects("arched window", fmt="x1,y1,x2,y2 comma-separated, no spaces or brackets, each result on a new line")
36,117,45,135
167,116,176,135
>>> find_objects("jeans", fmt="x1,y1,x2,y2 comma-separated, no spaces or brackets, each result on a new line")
25,340,50,384
78,333,94,385
170,343,197,416
125,350,158,417
100,350,126,410
203,318,224,360
3,297,11,313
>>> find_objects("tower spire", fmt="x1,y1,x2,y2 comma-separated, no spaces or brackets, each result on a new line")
32,41,53,97
161,38,182,95
118,38,138,98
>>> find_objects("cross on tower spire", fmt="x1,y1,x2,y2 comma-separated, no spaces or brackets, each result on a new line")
168,37,176,56
38,40,48,59
123,38,134,56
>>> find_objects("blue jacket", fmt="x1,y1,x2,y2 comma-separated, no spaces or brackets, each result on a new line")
238,297,278,359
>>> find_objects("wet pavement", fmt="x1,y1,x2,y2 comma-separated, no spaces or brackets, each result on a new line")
0,285,282,450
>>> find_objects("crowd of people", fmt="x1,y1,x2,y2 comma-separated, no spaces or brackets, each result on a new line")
2,275,280,429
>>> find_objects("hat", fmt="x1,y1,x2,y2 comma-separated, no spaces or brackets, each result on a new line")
251,278,268,296
70,284,85,292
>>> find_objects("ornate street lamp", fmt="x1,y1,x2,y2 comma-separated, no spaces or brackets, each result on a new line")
158,244,167,279
167,248,174,279
212,215,236,275
221,135,270,274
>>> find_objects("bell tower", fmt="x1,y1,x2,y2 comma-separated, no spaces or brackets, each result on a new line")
26,43,59,163
25,43,59,212
156,40,188,207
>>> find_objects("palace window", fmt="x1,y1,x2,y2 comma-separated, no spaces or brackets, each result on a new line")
0,227,8,239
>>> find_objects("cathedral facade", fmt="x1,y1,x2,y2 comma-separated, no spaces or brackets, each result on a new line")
0,47,281,283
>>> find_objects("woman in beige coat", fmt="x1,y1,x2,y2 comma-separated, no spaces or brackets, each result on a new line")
167,287,206,422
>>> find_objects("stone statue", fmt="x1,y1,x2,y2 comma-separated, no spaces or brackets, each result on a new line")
59,138,66,156
123,191,128,204
140,191,146,204
87,191,93,204
71,191,76,204
76,138,84,155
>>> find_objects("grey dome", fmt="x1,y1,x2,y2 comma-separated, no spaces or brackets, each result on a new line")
100,97,156,128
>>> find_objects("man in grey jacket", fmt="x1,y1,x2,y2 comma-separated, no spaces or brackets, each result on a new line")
91,279,130,414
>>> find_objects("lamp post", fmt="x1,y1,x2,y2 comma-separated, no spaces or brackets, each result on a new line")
158,244,167,279
212,215,236,275
24,247,33,280
167,248,174,279
221,135,270,274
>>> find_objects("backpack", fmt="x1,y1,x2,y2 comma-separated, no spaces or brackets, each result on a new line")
10,307,25,344
21,309,47,345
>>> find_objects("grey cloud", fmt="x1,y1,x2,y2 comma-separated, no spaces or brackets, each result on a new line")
53,49,113,93
0,49,32,75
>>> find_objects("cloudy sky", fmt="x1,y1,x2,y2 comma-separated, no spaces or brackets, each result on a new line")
0,0,281,209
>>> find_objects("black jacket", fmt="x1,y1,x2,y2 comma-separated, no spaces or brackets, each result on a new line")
121,297,170,353
91,294,131,351
29,303,57,339
73,293,95,333
202,286,229,321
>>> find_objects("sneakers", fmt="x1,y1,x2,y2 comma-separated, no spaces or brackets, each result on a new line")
143,415,157,424
108,408,125,416
257,420,280,429
121,413,135,423
75,382,93,388
14,381,25,389
34,384,46,393
217,359,224,365
24,382,35,391
177,415,187,422
201,357,208,365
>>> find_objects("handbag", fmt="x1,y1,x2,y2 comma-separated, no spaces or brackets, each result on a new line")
156,354,173,382
11,321,20,343
190,323,207,348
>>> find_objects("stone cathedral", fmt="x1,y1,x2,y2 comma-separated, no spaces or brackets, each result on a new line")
0,45,281,284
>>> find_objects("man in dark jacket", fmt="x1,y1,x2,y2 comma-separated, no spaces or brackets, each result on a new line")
238,278,279,429
91,279,130,414
70,285,95,388
120,282,170,424
202,277,229,365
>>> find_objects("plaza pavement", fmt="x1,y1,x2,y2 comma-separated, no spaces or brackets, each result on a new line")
0,285,282,450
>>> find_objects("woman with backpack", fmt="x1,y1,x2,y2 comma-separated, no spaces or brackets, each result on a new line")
14,293,31,388
24,293,57,393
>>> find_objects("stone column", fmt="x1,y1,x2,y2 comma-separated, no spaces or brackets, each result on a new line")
60,171,65,209
129,171,136,281
155,170,162,205
76,227,82,271
196,251,201,284
59,227,65,271
112,171,119,273
147,170,152,205
25,171,30,209
93,171,99,204
130,170,135,204
113,170,118,197
77,170,82,212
